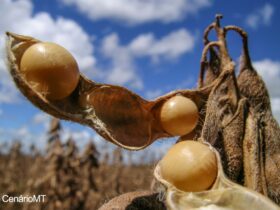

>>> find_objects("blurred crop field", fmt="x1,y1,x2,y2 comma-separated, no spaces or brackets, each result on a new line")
0,118,156,210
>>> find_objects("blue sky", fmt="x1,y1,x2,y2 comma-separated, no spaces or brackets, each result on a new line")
0,0,279,157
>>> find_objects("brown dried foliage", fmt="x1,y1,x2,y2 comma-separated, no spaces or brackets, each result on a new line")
0,119,155,210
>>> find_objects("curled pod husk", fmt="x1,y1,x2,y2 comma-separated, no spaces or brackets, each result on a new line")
6,32,215,150
154,141,280,210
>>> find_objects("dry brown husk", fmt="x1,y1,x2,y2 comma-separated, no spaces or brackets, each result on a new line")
223,25,280,202
195,17,280,204
6,32,214,150
154,141,280,210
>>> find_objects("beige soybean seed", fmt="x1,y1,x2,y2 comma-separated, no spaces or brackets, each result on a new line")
20,42,80,100
159,141,217,192
160,95,199,136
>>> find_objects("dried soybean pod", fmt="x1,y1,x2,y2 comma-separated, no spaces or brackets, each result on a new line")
180,16,229,140
224,26,271,113
204,48,221,86
225,26,280,204
199,46,221,88
240,105,279,203
6,32,214,150
198,23,221,88
262,114,280,205
243,110,266,194
198,16,249,182
154,142,280,210
199,15,233,88
201,68,246,182
199,16,235,147
234,31,280,204
203,18,280,198
221,98,247,182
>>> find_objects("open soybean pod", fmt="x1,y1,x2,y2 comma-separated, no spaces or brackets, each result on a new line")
154,141,280,210
6,32,213,150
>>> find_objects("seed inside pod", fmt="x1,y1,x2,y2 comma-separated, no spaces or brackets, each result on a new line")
160,95,199,136
159,141,217,192
20,42,80,100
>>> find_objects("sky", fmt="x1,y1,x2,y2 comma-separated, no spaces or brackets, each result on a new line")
0,0,280,160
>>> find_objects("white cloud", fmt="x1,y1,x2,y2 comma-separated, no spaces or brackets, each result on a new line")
253,59,280,122
101,29,195,89
101,33,143,89
271,98,280,123
0,0,96,104
253,59,280,98
60,0,211,25
129,29,195,62
246,3,274,29
32,112,51,130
